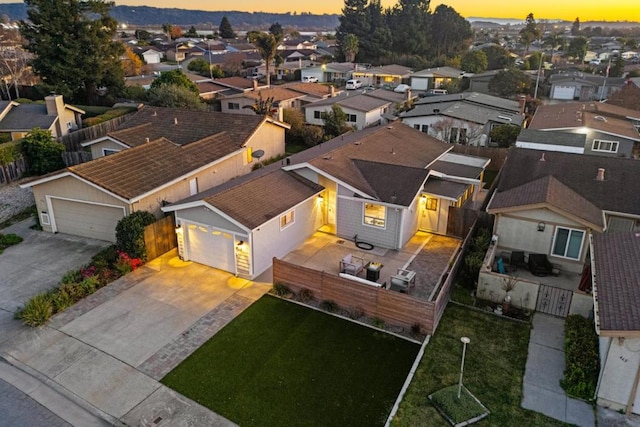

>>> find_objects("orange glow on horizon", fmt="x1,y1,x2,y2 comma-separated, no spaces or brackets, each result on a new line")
103,0,640,22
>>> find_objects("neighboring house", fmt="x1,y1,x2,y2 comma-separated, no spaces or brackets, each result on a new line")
515,129,587,154
214,76,267,93
162,123,488,278
591,232,640,415
278,49,319,63
220,87,306,120
478,148,640,315
284,82,340,105
548,72,626,101
141,49,162,64
351,64,413,87
0,95,84,141
21,107,289,242
165,45,188,63
410,66,464,91
400,92,523,145
300,62,355,83
467,70,503,95
304,92,394,129
528,102,640,158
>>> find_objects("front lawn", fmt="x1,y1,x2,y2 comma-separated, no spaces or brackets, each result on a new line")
161,295,420,427
392,304,567,426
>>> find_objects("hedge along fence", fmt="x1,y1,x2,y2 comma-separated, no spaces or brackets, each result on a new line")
0,140,26,185
561,314,600,400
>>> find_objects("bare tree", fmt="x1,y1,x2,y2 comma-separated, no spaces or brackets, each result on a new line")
0,29,32,99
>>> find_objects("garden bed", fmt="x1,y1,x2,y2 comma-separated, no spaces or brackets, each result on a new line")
429,385,489,426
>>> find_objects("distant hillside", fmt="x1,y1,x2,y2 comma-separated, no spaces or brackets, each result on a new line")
0,3,340,30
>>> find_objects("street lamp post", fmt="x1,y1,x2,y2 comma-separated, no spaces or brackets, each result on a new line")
458,336,471,399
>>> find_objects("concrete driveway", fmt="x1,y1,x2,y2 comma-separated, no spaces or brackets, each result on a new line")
0,219,110,346
0,249,271,425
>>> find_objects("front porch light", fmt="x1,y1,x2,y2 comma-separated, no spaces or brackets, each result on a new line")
237,240,244,247
537,222,546,232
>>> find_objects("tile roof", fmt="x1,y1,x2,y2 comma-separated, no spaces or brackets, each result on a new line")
285,82,334,97
489,175,604,228
70,134,239,200
490,148,640,218
107,106,266,147
403,100,523,126
0,104,57,131
364,89,408,103
412,66,464,78
203,169,323,229
213,76,256,90
593,232,640,332
196,81,231,94
423,177,469,199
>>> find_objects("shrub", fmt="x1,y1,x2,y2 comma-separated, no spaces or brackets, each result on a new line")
21,128,66,175
272,283,292,297
82,107,137,126
61,269,82,284
51,288,73,312
296,288,314,303
17,293,53,326
0,233,23,253
371,317,386,328
411,322,422,335
79,276,100,295
348,306,365,320
319,299,339,313
560,314,599,400
115,250,142,275
115,211,156,260
91,245,118,268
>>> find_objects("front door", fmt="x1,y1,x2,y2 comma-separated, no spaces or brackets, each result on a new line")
327,190,337,227
419,196,439,232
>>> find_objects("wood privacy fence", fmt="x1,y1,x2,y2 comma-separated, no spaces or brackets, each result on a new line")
62,151,93,167
58,115,131,151
0,157,26,185
273,259,437,333
144,215,177,260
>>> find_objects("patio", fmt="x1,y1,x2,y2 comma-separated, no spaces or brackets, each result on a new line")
281,231,461,302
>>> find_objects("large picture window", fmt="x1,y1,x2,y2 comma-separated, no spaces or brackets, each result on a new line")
551,226,585,260
363,203,386,228
592,139,618,153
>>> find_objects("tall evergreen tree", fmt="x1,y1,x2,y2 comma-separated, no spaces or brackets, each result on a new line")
519,13,541,54
571,17,581,36
19,0,124,104
219,16,235,39
336,0,369,62
361,0,392,63
388,0,431,57
430,5,473,58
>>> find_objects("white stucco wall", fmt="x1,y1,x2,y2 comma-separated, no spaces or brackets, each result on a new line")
401,116,486,145
477,271,539,311
598,337,640,412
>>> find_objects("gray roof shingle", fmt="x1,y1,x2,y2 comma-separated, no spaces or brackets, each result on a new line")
0,104,57,131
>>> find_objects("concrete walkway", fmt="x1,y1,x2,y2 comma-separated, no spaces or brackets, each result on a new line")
0,249,271,426
522,313,595,426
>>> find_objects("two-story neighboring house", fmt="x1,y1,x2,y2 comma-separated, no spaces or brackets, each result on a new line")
400,92,523,145
527,102,640,158
0,95,84,140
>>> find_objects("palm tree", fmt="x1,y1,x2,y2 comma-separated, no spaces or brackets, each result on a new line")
342,33,359,62
248,31,283,87
543,32,564,64
243,93,275,115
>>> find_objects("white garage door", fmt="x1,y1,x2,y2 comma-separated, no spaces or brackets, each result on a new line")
553,86,575,100
51,198,124,242
185,223,235,273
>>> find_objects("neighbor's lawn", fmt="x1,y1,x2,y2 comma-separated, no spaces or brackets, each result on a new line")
392,304,568,426
161,295,419,427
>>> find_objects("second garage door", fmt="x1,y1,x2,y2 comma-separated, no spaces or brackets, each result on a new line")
185,223,235,273
552,86,575,100
50,198,125,242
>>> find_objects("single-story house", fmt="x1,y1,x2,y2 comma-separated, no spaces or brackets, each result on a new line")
0,95,84,141
162,123,489,278
548,72,626,101
220,87,306,120
591,232,640,415
400,92,523,145
410,66,464,91
141,49,162,64
352,64,413,87
304,92,393,129
300,62,355,83
528,102,640,158
21,108,289,242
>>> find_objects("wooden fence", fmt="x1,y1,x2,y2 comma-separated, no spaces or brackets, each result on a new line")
0,157,26,185
58,115,131,151
273,259,437,333
62,151,93,167
144,215,177,260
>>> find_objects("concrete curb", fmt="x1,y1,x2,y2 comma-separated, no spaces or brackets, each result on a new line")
0,353,125,427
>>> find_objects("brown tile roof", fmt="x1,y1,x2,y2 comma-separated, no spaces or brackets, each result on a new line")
490,148,640,218
229,87,304,102
285,82,334,97
489,175,604,228
593,232,640,332
196,81,230,94
70,135,239,200
214,76,255,90
203,170,323,229
304,123,450,204
107,106,266,147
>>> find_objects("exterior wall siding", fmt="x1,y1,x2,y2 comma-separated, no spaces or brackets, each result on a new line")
245,121,286,164
336,196,401,249
401,196,419,246
583,130,635,158
597,337,640,412
32,175,129,234
89,140,126,159
175,206,245,234
401,116,487,145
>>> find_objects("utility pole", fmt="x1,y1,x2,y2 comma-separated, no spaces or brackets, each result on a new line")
600,56,612,102
534,43,544,99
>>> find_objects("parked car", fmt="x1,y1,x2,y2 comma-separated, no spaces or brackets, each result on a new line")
394,84,411,93
247,72,265,79
302,76,319,83
345,79,363,90
420,88,448,97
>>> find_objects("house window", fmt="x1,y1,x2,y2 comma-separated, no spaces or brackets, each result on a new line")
347,114,357,123
314,111,322,119
459,128,467,143
102,148,120,156
421,124,429,134
426,198,437,210
280,210,295,229
551,226,585,260
592,139,618,153
414,124,420,130
363,203,386,228
449,127,459,143
228,102,240,110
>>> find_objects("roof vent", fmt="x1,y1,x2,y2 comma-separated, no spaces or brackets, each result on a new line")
354,141,361,145
387,126,393,129
323,155,332,160
594,115,607,122
152,111,157,116
497,115,512,121
174,117,178,125
145,137,150,143
596,168,605,181
539,153,546,162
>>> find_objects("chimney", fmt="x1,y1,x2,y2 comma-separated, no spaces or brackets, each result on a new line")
517,95,526,115
45,94,64,117
330,85,335,97
406,89,412,102
252,79,258,91
596,168,605,181
174,117,178,125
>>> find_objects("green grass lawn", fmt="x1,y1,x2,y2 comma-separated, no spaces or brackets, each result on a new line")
392,304,568,426
161,295,420,427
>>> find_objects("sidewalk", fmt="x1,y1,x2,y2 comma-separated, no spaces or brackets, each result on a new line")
521,313,595,426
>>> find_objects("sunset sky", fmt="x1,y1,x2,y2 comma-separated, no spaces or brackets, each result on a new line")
103,0,639,22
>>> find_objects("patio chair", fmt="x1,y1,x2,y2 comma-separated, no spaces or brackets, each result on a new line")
528,253,553,277
340,253,365,276
390,268,416,290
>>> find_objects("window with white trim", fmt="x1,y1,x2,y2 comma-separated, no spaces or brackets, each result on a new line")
347,114,357,123
228,102,240,110
314,111,322,119
421,124,429,134
592,139,618,153
363,203,386,228
551,226,585,260
102,148,120,156
280,210,295,229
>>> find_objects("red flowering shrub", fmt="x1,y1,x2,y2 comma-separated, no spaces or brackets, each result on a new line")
115,250,143,274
